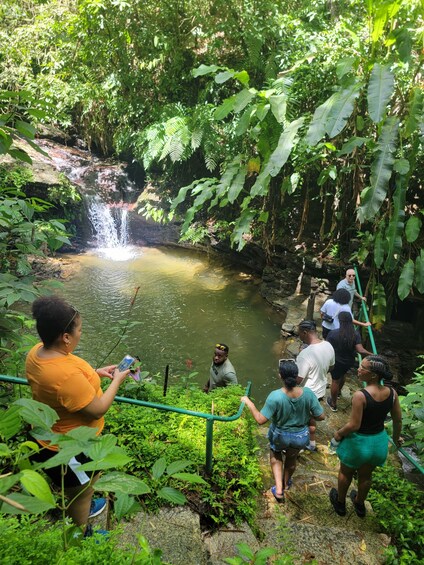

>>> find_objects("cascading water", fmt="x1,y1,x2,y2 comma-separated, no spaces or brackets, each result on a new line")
36,139,139,261
87,197,135,260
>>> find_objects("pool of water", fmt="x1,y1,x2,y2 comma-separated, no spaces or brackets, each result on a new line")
61,246,285,404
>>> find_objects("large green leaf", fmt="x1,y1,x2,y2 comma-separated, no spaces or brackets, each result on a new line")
233,89,255,113
305,95,335,146
358,116,399,222
250,118,303,197
0,492,55,514
152,457,167,480
113,493,141,521
325,82,361,138
214,96,236,120
171,472,208,485
405,215,422,243
157,487,186,505
269,94,287,123
371,283,387,330
367,64,395,124
414,250,424,294
192,64,220,77
337,136,369,156
404,88,423,138
227,164,247,204
166,460,192,475
0,405,22,440
14,398,58,430
384,182,405,272
398,259,414,300
95,472,150,495
230,209,256,251
20,470,55,505
373,228,385,268
78,448,132,471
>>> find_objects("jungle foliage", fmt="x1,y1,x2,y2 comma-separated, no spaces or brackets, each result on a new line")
1,0,422,325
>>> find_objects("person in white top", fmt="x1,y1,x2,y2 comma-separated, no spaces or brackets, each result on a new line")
320,289,371,339
336,267,366,308
296,320,335,451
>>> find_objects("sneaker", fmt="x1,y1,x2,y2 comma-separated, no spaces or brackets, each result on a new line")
305,443,317,452
350,489,366,518
329,487,346,516
326,397,338,412
89,497,107,518
84,524,110,543
270,485,284,503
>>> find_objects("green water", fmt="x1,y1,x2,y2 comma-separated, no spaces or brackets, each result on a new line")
62,246,284,404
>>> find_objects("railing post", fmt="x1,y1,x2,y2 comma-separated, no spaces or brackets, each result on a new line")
205,417,214,475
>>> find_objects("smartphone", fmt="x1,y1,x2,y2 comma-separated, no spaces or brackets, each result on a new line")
117,355,136,371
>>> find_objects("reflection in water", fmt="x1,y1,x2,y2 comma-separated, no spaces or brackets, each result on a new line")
63,247,284,404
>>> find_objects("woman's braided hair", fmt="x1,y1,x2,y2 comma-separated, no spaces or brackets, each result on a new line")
366,355,392,382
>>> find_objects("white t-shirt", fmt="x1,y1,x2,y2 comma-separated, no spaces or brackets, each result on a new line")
336,279,356,307
296,341,335,399
320,299,352,331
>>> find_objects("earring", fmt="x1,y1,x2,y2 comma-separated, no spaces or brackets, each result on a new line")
65,342,70,348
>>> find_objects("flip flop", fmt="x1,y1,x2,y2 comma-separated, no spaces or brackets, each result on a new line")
270,486,284,503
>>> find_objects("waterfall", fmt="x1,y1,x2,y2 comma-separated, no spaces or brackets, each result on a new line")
87,197,136,261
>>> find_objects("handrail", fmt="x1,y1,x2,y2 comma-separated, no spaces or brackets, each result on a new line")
0,374,251,474
353,266,424,475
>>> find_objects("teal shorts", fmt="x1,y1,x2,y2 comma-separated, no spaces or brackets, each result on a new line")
337,430,389,469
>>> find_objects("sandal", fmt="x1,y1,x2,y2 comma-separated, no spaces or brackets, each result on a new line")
271,486,284,503
283,478,293,491
329,487,346,516
350,490,366,518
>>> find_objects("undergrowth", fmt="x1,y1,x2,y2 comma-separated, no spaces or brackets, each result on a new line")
105,382,262,528
368,465,424,564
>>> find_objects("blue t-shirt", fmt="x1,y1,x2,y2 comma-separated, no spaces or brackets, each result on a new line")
260,387,323,432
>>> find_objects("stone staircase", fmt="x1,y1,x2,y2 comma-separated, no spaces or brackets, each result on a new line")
91,379,392,564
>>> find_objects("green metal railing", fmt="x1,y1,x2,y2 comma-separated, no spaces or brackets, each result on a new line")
354,266,424,475
0,374,251,474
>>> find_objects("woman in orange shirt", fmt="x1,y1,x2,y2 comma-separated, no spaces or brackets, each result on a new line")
26,295,130,531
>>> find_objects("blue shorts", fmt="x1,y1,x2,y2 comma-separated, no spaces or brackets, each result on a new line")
268,424,309,452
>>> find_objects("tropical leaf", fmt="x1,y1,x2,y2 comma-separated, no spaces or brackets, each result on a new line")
233,89,255,113
367,64,395,123
0,492,55,515
325,81,361,138
95,472,150,495
415,250,424,294
14,398,58,430
165,460,192,475
358,116,399,222
373,228,385,268
305,95,335,146
398,259,414,300
192,64,220,77
170,473,208,485
405,216,422,243
336,57,357,79
383,182,405,272
337,136,369,156
269,93,287,123
113,493,141,521
215,70,234,84
404,88,423,138
230,209,256,251
228,164,247,204
250,118,304,197
152,457,167,480
372,283,386,330
20,470,55,505
214,96,236,120
157,487,186,505
0,405,22,440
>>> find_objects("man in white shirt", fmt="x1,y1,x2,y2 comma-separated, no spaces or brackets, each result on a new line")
336,267,366,308
296,320,335,451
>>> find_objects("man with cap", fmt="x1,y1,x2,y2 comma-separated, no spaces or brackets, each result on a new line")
337,267,366,309
296,320,335,451
203,343,237,393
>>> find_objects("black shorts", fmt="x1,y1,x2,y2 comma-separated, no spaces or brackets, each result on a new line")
31,447,96,488
330,361,352,381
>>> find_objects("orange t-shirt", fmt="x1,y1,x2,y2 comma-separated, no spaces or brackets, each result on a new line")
26,343,104,450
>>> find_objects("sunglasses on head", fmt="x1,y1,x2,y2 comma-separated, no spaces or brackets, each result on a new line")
63,306,79,333
215,344,227,351
279,358,296,366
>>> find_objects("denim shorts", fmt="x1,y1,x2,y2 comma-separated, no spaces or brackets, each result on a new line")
268,423,309,452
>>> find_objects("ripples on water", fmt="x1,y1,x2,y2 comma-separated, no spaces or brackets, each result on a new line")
63,247,284,404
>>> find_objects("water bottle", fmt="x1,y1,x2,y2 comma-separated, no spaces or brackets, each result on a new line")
117,355,135,371
328,437,340,455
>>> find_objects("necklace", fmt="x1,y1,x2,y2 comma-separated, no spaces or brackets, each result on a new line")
44,347,69,356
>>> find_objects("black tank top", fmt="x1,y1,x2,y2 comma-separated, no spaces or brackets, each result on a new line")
358,388,394,434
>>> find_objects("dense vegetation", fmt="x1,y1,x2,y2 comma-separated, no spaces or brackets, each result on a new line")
1,0,423,325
